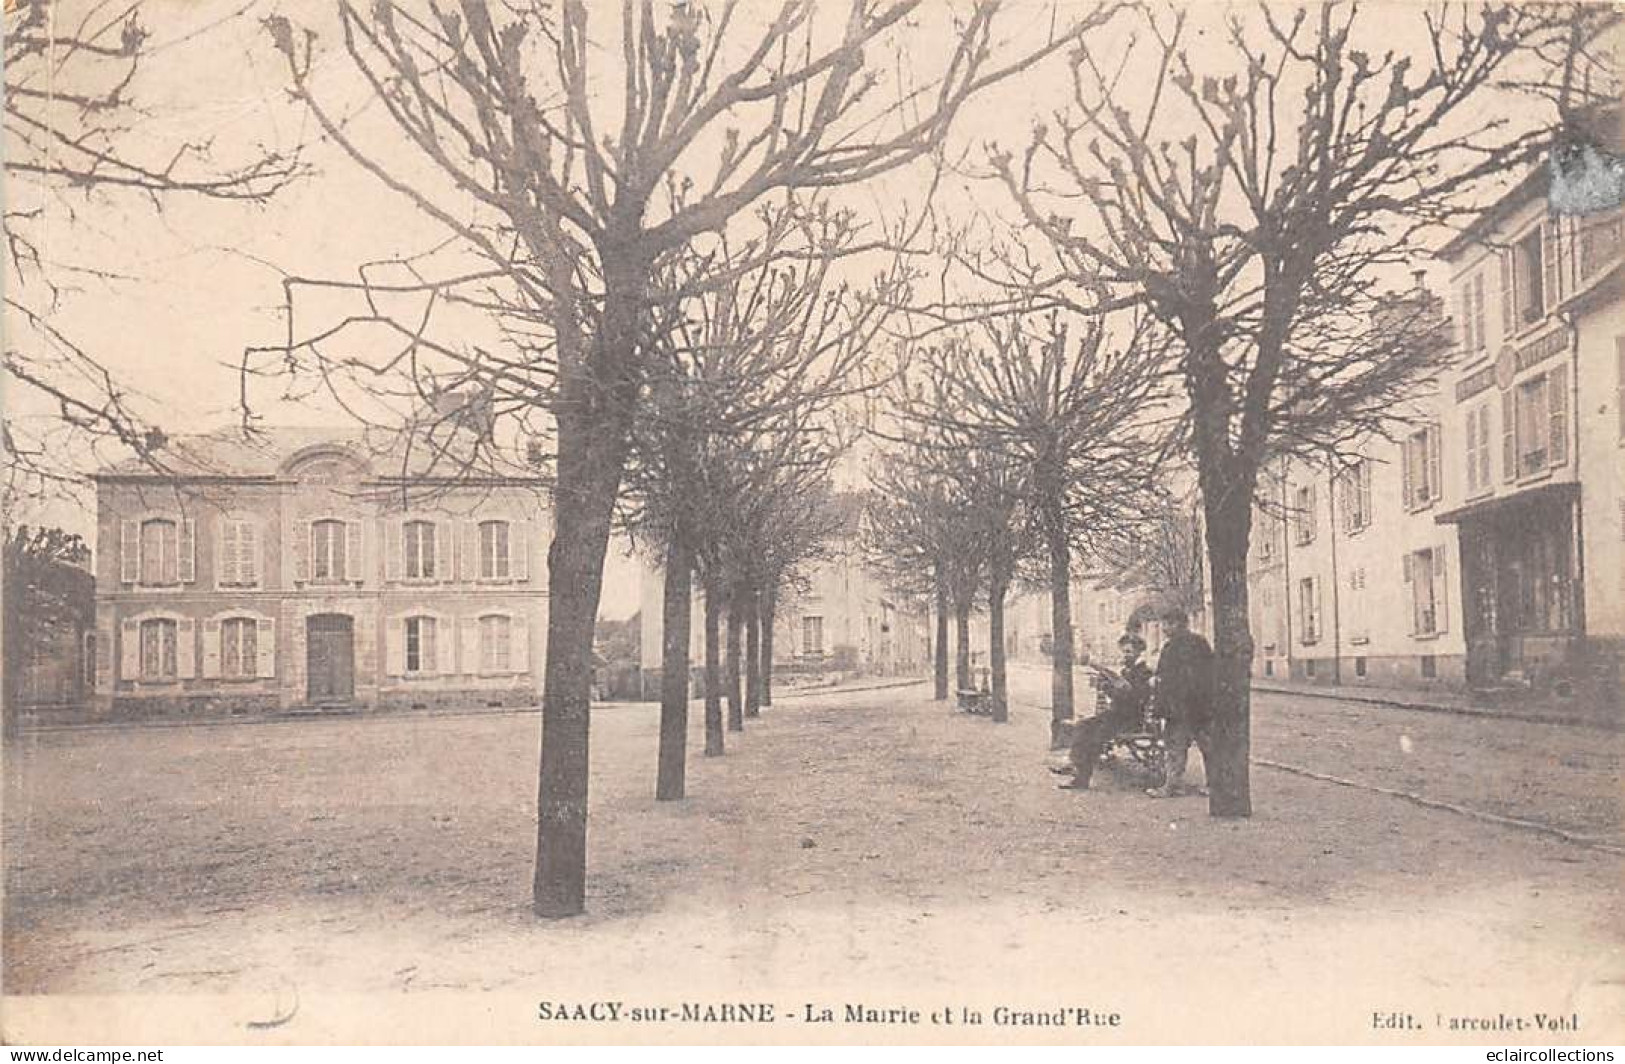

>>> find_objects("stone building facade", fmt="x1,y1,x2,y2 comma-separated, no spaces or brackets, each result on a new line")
1248,145,1622,705
91,427,548,717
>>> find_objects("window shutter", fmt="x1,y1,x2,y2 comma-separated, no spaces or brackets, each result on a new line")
1434,544,1450,633
461,522,478,581
120,618,141,680
1306,483,1317,540
1464,409,1479,493
512,612,530,673
385,616,404,676
179,519,196,584
432,616,454,675
1401,438,1416,509
202,618,222,678
176,618,197,679
1548,362,1569,468
385,521,403,582
1472,273,1486,350
120,521,140,583
1402,552,1413,584
436,522,454,584
343,520,362,584
1458,284,1472,350
218,520,236,587
513,521,531,582
461,617,481,675
243,521,260,586
1426,427,1442,504
294,520,310,583
255,618,276,678
1499,250,1514,337
1543,219,1562,308
1501,390,1516,482
1313,578,1323,642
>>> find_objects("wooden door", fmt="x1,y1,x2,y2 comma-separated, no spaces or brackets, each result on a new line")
306,614,355,702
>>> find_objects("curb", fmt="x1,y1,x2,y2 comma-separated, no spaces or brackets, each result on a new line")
1251,682,1619,732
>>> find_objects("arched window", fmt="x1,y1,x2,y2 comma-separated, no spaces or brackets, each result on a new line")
221,617,259,678
479,520,510,580
404,520,436,579
479,614,512,672
140,518,178,586
140,618,178,679
405,615,438,673
312,519,347,581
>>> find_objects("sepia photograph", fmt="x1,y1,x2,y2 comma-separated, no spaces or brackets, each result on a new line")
2,0,1622,1048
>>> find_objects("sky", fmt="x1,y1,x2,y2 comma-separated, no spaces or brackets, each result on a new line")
5,0,1585,619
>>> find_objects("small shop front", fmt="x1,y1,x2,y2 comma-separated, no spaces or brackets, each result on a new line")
1439,482,1583,690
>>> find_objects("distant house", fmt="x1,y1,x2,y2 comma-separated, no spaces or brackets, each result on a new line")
91,425,549,717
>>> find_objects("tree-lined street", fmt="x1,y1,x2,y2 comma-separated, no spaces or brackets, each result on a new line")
6,684,1619,1041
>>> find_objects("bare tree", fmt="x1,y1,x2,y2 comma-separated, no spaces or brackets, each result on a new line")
903,314,1164,744
993,1,1614,816
266,0,1118,916
3,0,301,511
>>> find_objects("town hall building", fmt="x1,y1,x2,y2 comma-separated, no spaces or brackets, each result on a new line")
90,425,549,717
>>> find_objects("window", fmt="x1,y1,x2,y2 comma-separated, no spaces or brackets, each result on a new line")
1292,484,1316,546
404,520,436,580
802,616,824,656
1298,577,1321,645
1346,565,1369,645
140,618,178,680
1304,658,1317,678
1257,516,1276,562
1465,403,1493,494
1420,655,1438,680
1517,375,1550,476
480,614,512,672
1354,656,1367,678
405,616,437,673
220,617,258,679
1515,226,1545,324
479,520,510,580
1579,214,1621,283
1264,659,1274,678
1406,547,1441,636
140,519,179,586
1338,462,1372,534
1458,273,1487,354
219,519,258,587
1402,426,1441,509
312,519,347,582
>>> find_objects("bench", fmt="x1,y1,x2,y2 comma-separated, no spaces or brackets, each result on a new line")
957,687,992,715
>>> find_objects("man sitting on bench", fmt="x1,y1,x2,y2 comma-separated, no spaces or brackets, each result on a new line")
1055,632,1153,791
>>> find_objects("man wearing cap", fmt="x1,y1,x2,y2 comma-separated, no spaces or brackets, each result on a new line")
1055,632,1153,791
1148,605,1214,798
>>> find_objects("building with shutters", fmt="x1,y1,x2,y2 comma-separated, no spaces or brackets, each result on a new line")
90,425,548,717
1247,131,1622,705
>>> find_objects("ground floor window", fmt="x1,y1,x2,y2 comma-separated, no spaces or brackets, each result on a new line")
221,617,258,678
140,619,178,680
406,616,437,673
480,614,512,672
802,616,824,656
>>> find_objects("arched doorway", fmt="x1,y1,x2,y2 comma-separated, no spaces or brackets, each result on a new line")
306,614,355,703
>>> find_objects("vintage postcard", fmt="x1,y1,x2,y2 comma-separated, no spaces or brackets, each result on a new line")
3,0,1622,1047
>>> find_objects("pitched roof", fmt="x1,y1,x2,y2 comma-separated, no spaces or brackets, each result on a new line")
95,423,543,481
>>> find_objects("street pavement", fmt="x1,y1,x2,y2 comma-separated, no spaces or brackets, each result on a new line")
3,677,1621,1043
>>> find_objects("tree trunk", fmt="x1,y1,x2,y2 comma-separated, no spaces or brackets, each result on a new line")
954,597,971,692
532,245,645,918
656,538,693,801
933,569,950,701
703,578,725,756
989,573,1009,723
760,584,776,707
744,585,761,719
532,433,625,918
1200,463,1257,819
1047,529,1074,749
725,588,744,732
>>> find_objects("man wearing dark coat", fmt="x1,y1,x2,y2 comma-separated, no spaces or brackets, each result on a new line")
1055,632,1153,791
1148,605,1214,798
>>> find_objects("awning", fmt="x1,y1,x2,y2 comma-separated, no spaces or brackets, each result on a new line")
1434,480,1580,525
